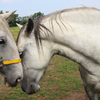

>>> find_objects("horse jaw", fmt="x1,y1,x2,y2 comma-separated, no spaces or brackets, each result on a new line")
0,10,16,20
16,23,23,29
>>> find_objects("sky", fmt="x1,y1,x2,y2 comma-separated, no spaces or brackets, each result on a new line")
0,0,100,17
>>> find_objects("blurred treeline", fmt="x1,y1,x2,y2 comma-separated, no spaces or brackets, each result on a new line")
0,10,44,27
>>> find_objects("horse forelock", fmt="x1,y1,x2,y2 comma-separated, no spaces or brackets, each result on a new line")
33,16,53,48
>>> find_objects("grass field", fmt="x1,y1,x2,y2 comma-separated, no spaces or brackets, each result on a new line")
0,27,89,100
11,27,20,41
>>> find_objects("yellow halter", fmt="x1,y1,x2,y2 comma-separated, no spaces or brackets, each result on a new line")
0,59,21,67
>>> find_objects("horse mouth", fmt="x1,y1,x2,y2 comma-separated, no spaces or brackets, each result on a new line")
21,87,37,94
29,85,40,94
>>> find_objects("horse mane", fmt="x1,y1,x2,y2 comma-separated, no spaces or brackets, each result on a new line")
32,7,100,48
17,7,100,48
33,16,53,48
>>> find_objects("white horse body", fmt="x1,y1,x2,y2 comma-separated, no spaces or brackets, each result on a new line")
17,7,100,99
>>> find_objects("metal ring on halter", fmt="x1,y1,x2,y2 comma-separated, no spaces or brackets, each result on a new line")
0,60,3,67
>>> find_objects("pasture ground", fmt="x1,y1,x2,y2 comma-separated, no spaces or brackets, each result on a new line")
0,27,90,100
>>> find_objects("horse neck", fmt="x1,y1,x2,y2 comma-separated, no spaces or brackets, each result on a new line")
40,9,100,66
45,38,100,74
39,10,100,74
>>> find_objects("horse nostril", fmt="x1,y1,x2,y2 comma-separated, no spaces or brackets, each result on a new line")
19,52,24,58
17,77,23,83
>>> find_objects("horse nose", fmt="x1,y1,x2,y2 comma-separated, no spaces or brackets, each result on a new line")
16,77,23,83
30,84,40,93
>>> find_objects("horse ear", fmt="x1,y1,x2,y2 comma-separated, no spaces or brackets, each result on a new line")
26,18,34,36
16,23,23,29
0,10,16,20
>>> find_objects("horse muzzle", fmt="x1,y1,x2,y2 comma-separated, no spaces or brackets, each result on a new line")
21,83,40,94
3,76,23,87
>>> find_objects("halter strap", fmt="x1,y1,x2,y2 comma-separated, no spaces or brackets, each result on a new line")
0,59,21,67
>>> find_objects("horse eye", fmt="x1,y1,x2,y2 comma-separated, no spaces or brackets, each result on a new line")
0,39,5,44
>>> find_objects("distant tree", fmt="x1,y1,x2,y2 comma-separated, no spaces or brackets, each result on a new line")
0,10,44,27
6,11,9,13
0,10,3,14
8,14,19,27
30,12,44,20
19,16,30,25
19,12,44,25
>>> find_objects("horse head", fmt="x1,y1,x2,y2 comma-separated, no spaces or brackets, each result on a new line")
0,11,23,87
17,18,54,94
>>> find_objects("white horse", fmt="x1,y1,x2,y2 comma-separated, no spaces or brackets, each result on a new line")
0,11,23,87
17,7,100,100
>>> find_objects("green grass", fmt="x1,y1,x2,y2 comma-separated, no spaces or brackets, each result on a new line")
0,27,85,100
10,27,20,41
0,55,83,100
